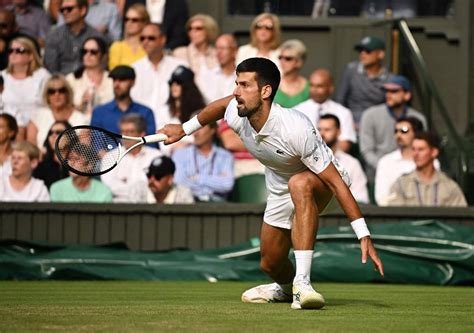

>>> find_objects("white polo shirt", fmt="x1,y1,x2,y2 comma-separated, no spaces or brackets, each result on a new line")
225,98,350,196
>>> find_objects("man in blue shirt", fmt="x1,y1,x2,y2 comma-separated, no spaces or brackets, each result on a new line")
91,65,156,136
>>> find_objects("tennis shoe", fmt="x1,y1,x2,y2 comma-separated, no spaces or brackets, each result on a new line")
291,280,325,310
241,282,292,303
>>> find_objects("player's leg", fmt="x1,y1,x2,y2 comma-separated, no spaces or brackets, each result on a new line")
287,170,333,309
241,223,293,303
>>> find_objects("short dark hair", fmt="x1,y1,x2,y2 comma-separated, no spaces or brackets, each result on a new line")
397,116,423,133
414,131,441,150
0,113,18,140
236,57,280,101
144,22,165,37
319,114,340,129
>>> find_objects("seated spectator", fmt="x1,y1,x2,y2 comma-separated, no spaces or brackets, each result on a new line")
205,33,238,102
66,36,113,118
32,120,71,189
129,155,195,204
236,13,281,67
0,113,18,179
1,36,50,138
27,74,89,148
6,0,51,48
50,143,113,202
0,9,21,70
217,119,265,178
91,65,155,135
44,0,102,75
319,114,368,203
295,68,356,153
274,39,309,108
101,114,162,202
56,0,121,43
0,140,49,201
173,14,219,102
108,4,149,70
359,75,426,183
173,120,234,202
375,116,425,205
334,36,393,125
386,132,467,207
130,23,187,121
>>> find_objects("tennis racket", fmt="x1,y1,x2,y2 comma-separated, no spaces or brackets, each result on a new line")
55,125,168,176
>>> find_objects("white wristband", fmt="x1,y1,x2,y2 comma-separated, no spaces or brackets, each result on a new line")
351,218,371,240
182,115,203,135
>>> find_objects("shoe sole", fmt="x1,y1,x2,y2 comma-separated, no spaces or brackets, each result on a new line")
291,294,325,310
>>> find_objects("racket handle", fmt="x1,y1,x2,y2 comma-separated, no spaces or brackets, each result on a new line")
143,133,168,143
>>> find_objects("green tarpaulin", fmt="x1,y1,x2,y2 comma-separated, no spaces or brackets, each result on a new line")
1,220,473,285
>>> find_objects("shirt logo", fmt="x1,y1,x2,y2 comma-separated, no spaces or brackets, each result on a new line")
276,149,284,155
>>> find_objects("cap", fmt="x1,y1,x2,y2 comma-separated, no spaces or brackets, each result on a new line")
383,75,412,91
354,36,385,51
146,156,175,179
109,65,136,80
168,65,194,85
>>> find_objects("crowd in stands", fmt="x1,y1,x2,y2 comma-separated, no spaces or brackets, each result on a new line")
0,0,467,207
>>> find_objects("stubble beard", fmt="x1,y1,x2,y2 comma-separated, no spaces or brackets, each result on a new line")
237,99,262,118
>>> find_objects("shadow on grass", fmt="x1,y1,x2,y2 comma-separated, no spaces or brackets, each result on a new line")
327,298,392,308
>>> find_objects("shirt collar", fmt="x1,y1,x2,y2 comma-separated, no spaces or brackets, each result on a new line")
255,103,279,139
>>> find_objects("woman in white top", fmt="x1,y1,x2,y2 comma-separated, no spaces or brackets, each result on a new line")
235,13,281,67
26,74,89,151
173,14,219,102
66,36,113,118
1,37,50,139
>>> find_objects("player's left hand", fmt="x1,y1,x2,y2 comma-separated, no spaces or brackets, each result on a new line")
360,236,384,277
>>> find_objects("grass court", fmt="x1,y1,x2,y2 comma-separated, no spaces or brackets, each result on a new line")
1,281,472,332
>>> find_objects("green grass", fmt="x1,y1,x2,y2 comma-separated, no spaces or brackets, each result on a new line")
0,281,472,333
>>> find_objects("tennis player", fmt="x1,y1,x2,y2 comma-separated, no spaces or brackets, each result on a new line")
159,57,384,310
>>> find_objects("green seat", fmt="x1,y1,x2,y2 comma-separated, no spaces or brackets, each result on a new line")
229,174,267,203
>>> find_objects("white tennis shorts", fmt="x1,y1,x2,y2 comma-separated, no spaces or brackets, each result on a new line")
263,192,338,229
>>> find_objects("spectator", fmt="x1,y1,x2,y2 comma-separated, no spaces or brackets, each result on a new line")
334,35,393,124
121,0,189,50
1,36,50,138
27,74,89,148
66,36,113,118
128,155,195,204
319,114,368,203
101,114,162,202
0,113,17,179
205,33,238,102
50,142,113,202
294,69,357,153
386,131,467,207
91,65,155,135
0,9,19,70
359,75,426,182
0,140,49,201
108,3,149,70
32,120,71,188
173,14,219,102
236,13,281,67
130,23,186,121
6,0,51,47
361,0,417,18
274,39,309,108
375,116,428,206
44,0,102,75
57,0,122,43
173,120,234,202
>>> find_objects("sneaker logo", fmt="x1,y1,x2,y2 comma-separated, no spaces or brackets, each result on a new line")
276,149,284,155
294,292,301,302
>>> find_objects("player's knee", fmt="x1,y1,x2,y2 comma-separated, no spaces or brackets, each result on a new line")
288,173,313,196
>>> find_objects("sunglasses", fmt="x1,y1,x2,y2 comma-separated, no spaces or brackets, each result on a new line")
59,5,78,14
188,26,204,32
47,87,68,95
8,47,30,55
256,23,274,31
48,129,64,136
124,17,143,23
81,48,100,56
394,126,410,134
384,88,403,93
278,55,296,61
140,35,157,42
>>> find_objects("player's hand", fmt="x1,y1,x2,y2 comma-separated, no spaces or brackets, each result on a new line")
360,236,384,277
157,124,186,145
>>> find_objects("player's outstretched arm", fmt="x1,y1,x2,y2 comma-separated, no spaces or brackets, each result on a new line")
158,95,234,145
317,162,385,277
